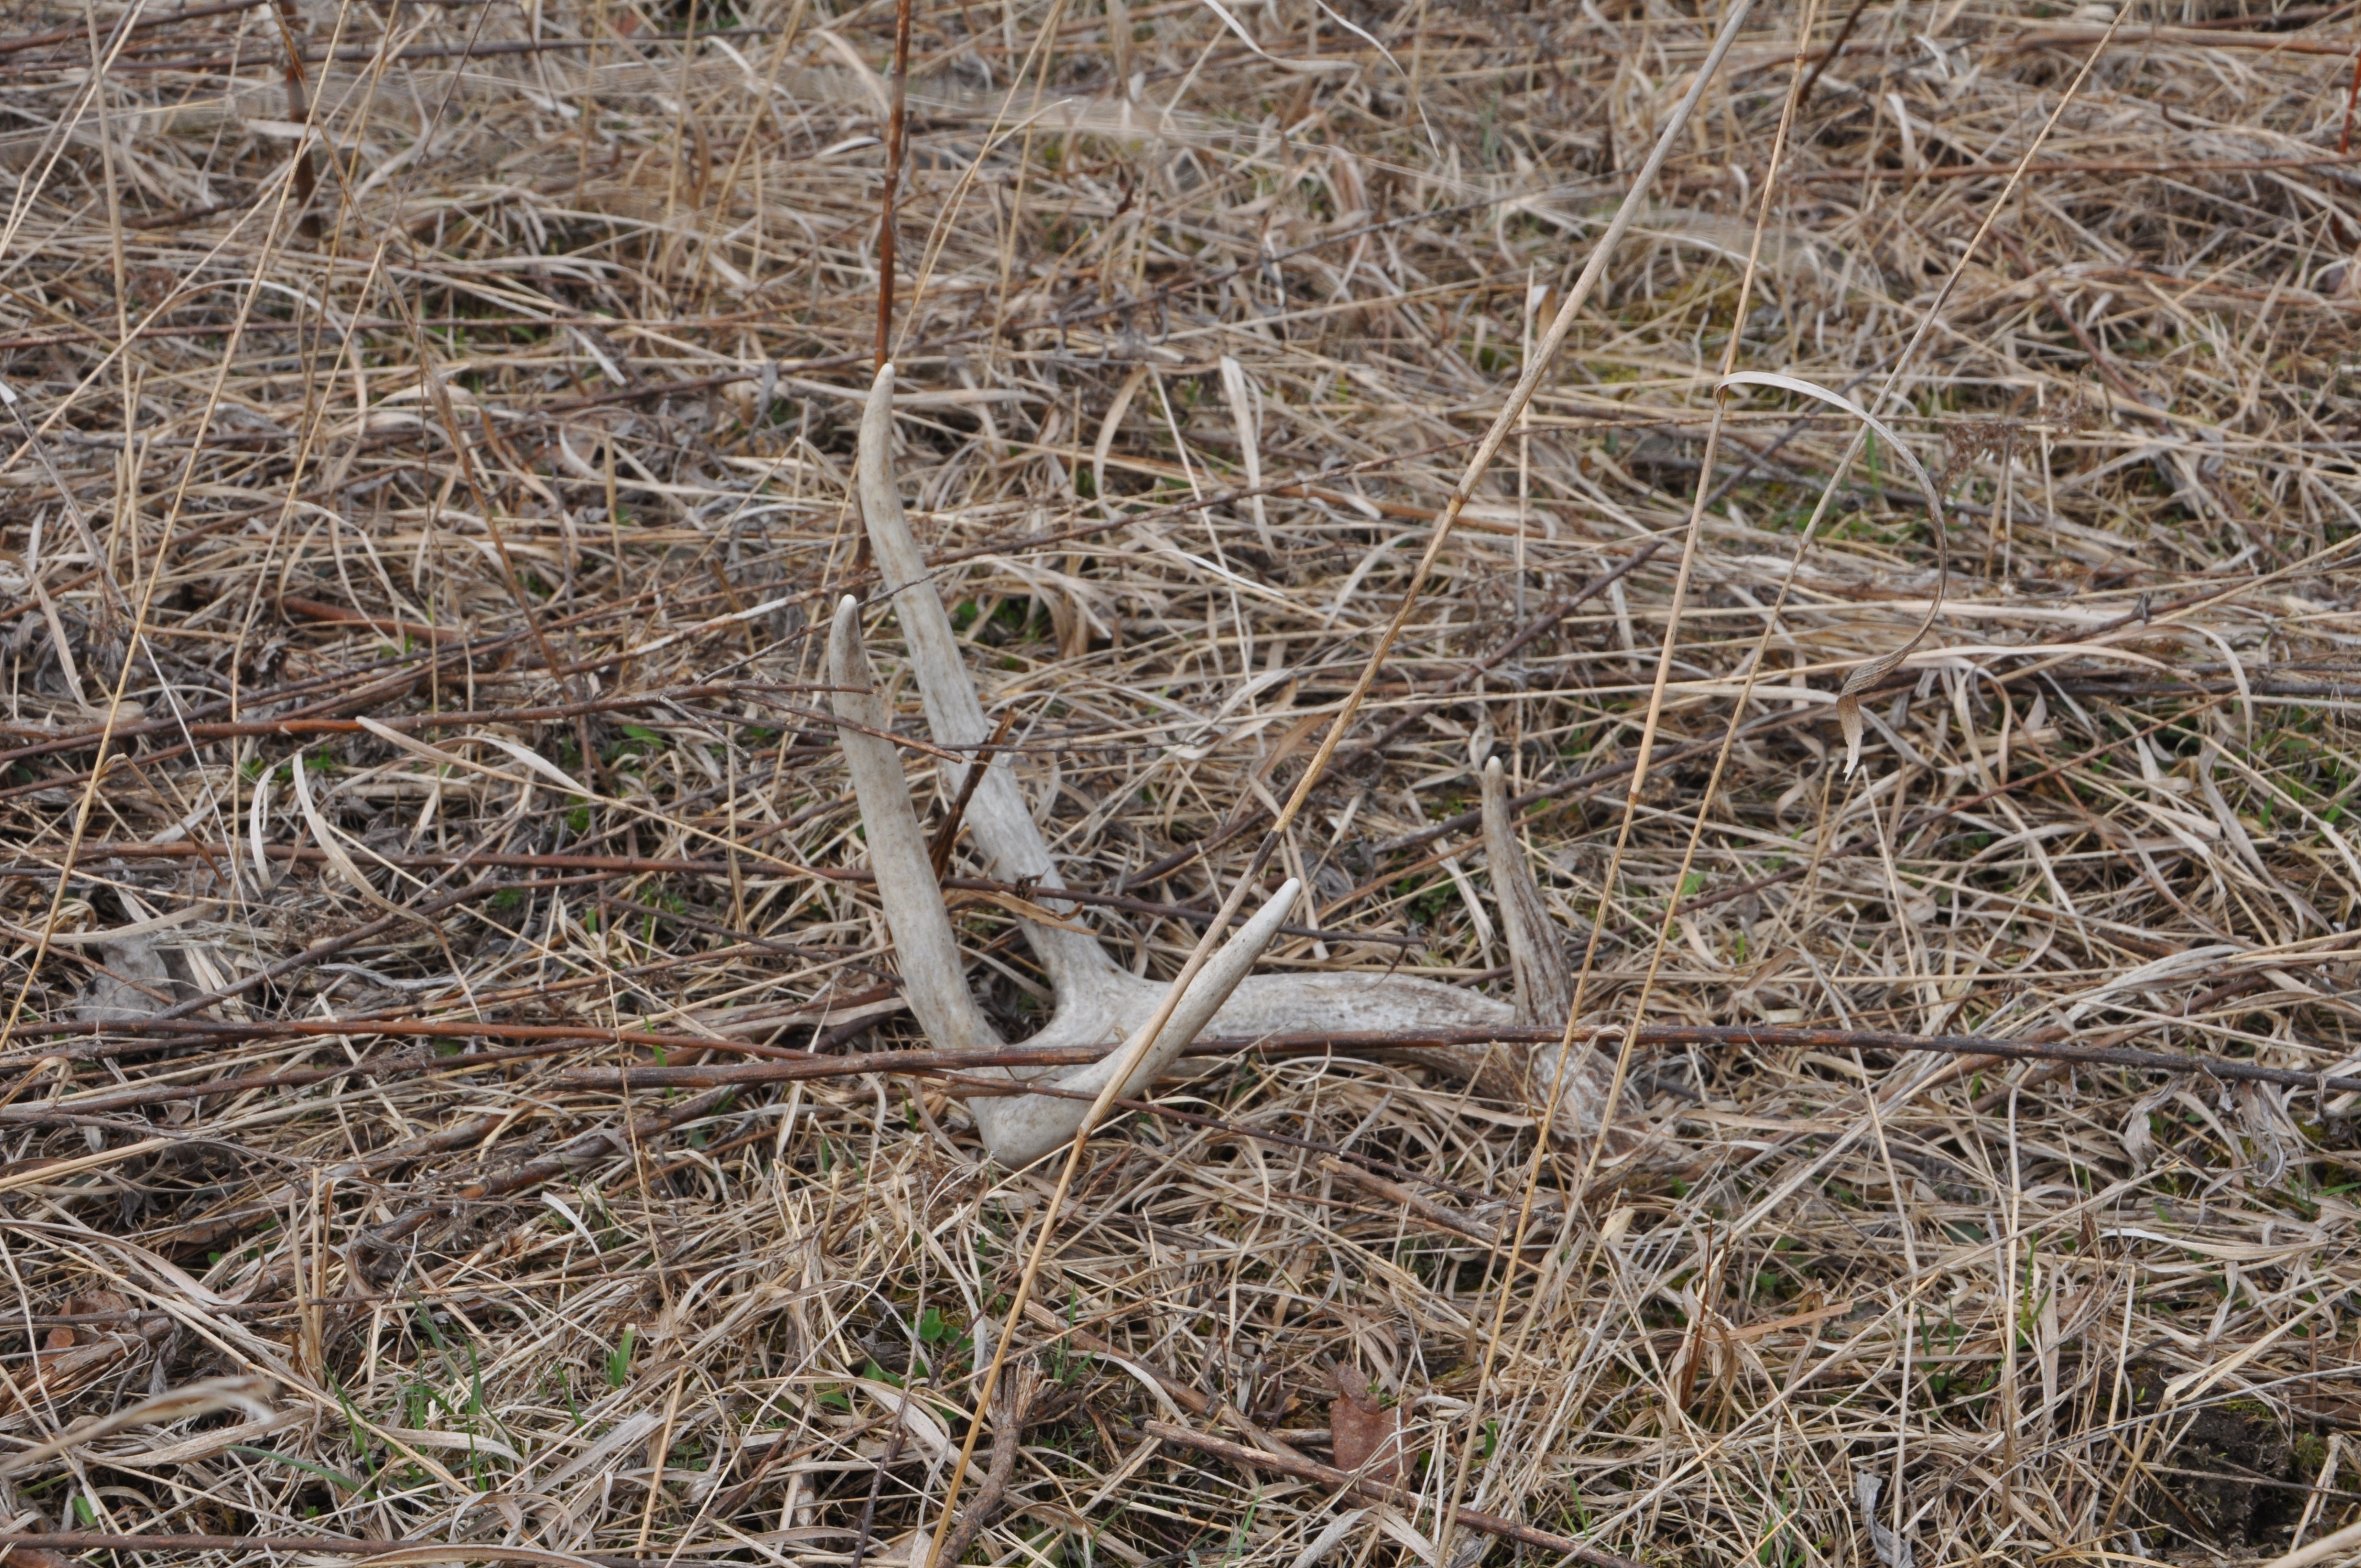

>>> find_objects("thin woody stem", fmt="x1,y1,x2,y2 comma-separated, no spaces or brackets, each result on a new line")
876,0,915,368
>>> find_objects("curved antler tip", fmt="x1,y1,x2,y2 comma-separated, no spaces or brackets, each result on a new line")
871,361,895,394
829,597,868,683
1483,754,1503,780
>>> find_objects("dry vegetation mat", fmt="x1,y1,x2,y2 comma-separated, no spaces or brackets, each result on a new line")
8,0,2361,1564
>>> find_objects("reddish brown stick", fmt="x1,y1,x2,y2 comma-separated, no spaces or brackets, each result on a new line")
875,0,915,366
0,1536,722,1568
18,1019,2350,1127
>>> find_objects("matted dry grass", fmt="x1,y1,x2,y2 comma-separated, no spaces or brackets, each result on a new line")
4,1,2361,1565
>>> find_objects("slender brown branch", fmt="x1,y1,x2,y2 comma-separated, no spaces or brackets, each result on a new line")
1794,0,1874,111
266,0,318,239
875,0,914,367
0,0,272,57
553,1021,2361,1101
846,1417,908,1568
0,846,1410,948
0,1537,726,1568
937,1365,1036,1567
932,710,1014,881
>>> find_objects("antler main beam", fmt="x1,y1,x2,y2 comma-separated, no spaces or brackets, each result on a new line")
829,594,1309,1164
832,364,1619,1163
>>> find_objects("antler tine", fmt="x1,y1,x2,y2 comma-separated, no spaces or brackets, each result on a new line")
844,368,1623,1163
1481,754,1622,1135
858,365,1120,999
829,595,1005,1057
968,878,1305,1167
1482,755,1573,1028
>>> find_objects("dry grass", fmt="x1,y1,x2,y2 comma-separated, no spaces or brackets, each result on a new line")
6,1,2361,1565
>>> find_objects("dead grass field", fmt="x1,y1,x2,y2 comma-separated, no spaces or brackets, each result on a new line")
7,1,2361,1565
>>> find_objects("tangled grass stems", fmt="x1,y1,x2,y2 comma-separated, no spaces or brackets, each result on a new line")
6,2,2361,1566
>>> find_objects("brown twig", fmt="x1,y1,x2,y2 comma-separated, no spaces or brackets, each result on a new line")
1801,152,2361,181
97,23,784,70
846,1413,908,1568
937,1363,1038,1567
2346,39,2361,152
0,1537,726,1568
265,0,318,239
875,0,915,367
1794,0,1874,111
0,0,271,57
552,1022,2361,1102
932,710,1014,881
0,844,1412,948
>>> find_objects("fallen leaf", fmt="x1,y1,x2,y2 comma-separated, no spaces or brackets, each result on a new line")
1,1548,72,1568
1328,1368,1403,1484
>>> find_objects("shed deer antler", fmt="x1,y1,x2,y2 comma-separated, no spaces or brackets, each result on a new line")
830,365,1618,1165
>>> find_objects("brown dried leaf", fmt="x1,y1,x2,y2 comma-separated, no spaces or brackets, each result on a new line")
1329,1370,1403,1484
0,1548,73,1568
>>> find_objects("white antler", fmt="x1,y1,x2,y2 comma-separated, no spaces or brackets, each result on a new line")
829,594,1004,1059
1483,754,1576,1031
829,592,1307,1163
1482,754,1617,1121
977,873,1308,1164
834,366,1623,1162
